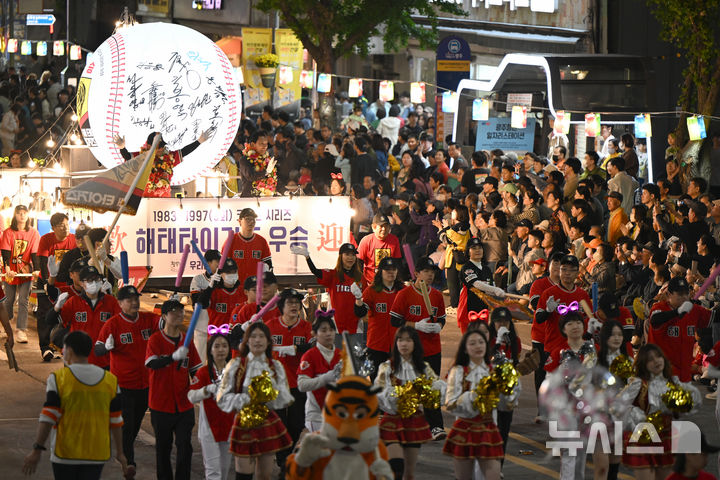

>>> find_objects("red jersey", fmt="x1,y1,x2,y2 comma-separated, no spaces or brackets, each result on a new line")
318,269,360,333
231,301,280,327
705,341,720,368
208,285,245,327
362,285,400,353
536,284,591,357
298,346,342,408
0,284,4,302
356,233,401,287
228,233,271,304
265,316,312,388
60,293,121,368
0,227,39,285
97,311,160,389
189,365,234,442
145,330,202,413
37,232,76,282
666,472,716,480
529,276,554,344
647,301,711,382
390,284,446,357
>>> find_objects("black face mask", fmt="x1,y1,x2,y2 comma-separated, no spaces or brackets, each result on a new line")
552,155,559,163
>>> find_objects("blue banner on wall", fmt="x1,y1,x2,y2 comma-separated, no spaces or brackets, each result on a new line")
476,117,536,152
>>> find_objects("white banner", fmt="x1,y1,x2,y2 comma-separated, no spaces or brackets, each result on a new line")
105,196,354,278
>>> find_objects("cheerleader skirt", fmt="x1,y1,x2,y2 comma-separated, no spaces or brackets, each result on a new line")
380,411,432,445
442,415,504,459
621,414,673,469
229,410,292,457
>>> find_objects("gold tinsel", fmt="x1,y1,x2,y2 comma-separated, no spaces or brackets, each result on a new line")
238,403,270,429
637,410,666,443
491,363,519,396
394,381,420,418
413,375,441,410
249,370,279,404
609,354,633,382
472,377,500,415
661,382,693,414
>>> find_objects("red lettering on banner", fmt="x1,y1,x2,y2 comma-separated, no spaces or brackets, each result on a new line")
317,223,345,252
110,226,127,254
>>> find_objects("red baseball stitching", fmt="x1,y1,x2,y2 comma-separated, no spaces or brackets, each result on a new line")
105,33,126,166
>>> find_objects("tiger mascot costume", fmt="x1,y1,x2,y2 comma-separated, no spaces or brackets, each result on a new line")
286,375,393,480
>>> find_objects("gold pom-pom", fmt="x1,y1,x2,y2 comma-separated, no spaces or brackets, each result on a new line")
609,354,633,382
636,411,666,443
249,370,279,404
472,376,500,415
413,375,441,410
394,381,420,418
661,382,693,414
491,362,519,396
238,403,270,429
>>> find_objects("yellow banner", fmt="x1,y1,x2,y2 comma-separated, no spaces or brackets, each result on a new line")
437,60,470,72
241,28,273,108
274,29,303,109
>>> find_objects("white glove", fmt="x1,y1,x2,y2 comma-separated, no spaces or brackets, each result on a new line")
587,317,602,335
54,292,69,311
290,244,310,258
294,434,332,468
210,273,222,285
356,321,365,334
204,383,218,396
47,255,59,278
350,282,363,300
96,245,109,262
369,458,394,480
266,157,277,174
275,345,297,357
496,326,510,344
241,314,261,332
472,281,505,299
101,279,112,294
415,318,442,334
172,346,189,361
678,301,693,315
104,334,114,351
546,295,560,313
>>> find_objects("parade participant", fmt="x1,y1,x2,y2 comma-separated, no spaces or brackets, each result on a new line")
374,326,446,480
145,299,202,480
357,256,404,377
535,254,592,373
228,208,273,304
647,276,712,382
614,344,702,479
216,322,294,480
50,266,120,368
199,258,245,328
457,236,505,334
444,329,505,480
237,130,278,197
22,331,127,480
231,271,280,327
36,212,75,361
297,312,342,432
54,223,90,286
390,256,447,440
292,242,364,334
188,333,235,480
1,204,40,343
87,227,122,283
0,286,14,348
357,213,402,287
95,285,160,478
595,292,635,345
190,249,221,363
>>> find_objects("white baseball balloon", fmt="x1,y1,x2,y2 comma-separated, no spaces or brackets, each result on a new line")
77,22,241,185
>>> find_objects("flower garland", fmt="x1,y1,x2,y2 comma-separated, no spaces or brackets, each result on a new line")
243,144,277,196
140,143,180,198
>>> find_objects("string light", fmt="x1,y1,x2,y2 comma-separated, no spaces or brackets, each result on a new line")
70,133,78,142
46,138,55,148
71,114,78,122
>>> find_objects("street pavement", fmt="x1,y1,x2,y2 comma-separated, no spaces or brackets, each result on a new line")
1,294,719,479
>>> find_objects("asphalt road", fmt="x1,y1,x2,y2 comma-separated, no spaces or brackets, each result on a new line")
1,295,719,479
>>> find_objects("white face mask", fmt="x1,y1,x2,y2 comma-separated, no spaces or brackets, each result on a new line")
222,273,238,286
84,280,101,295
585,248,593,259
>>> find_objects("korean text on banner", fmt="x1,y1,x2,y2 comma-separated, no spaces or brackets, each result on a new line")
241,28,273,109
274,29,303,109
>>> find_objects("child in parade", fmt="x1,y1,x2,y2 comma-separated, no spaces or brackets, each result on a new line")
189,249,221,362
216,322,294,480
297,311,343,432
188,333,235,480
232,271,280,328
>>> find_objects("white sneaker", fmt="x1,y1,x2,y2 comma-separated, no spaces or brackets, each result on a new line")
431,427,447,440
16,329,28,343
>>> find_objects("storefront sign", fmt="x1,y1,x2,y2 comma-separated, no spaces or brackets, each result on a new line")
505,93,533,112
436,36,470,91
475,117,536,152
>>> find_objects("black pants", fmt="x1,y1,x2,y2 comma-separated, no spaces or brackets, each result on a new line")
532,342,547,415
496,409,513,458
36,293,53,351
51,462,104,480
424,352,443,430
446,262,461,308
366,348,389,382
276,387,307,467
120,387,149,466
150,408,194,480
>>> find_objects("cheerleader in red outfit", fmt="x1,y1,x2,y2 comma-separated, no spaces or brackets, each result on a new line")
216,322,294,480
188,333,235,480
374,326,446,480
613,344,701,480
444,329,505,480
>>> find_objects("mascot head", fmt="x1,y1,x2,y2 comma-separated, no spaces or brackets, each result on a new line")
321,375,381,453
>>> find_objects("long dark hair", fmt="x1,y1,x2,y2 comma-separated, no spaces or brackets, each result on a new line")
238,322,274,360
206,334,232,382
453,330,491,368
334,251,362,284
597,320,631,368
634,344,673,382
10,207,30,231
390,326,426,375
489,315,519,364
371,265,403,293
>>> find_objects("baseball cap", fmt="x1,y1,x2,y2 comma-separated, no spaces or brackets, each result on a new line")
79,266,102,282
397,191,411,202
491,307,512,323
70,257,89,272
415,256,439,272
667,276,690,294
607,191,623,201
517,219,533,229
239,208,258,219
161,299,184,315
377,257,400,270
560,254,580,269
686,199,708,218
372,213,390,226
324,144,339,157
14,204,28,212
530,258,547,267
204,249,221,263
499,183,518,195
339,243,359,255
642,242,658,254
244,275,258,289
466,236,483,250
219,258,238,273
482,176,499,188
117,285,142,300
598,292,621,318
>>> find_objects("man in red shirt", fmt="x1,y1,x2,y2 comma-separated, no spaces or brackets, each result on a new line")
145,299,202,480
37,212,75,361
227,208,272,304
357,213,402,287
648,277,711,382
390,256,446,440
95,285,160,477
231,271,280,328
